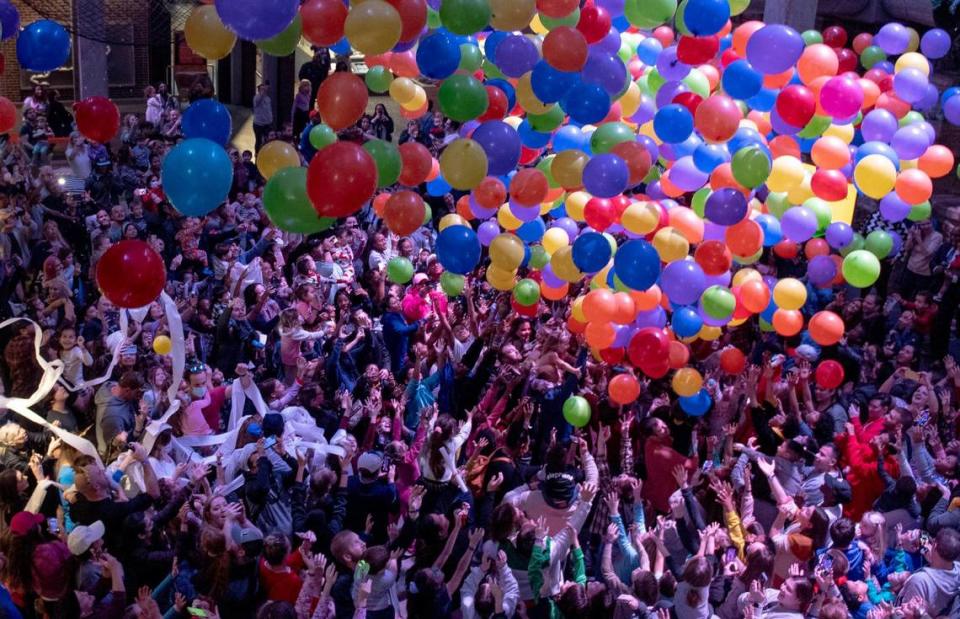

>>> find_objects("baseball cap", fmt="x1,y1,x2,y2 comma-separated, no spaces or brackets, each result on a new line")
412,273,429,286
357,452,383,482
232,525,264,556
67,520,105,556
9,511,44,536
542,471,579,509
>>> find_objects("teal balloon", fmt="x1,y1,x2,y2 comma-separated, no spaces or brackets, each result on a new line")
256,14,302,56
161,138,233,217
440,272,465,296
263,167,334,234
363,139,402,187
387,257,415,284
365,66,394,93
864,230,893,259
309,124,337,150
513,278,541,306
842,250,881,288
562,395,591,428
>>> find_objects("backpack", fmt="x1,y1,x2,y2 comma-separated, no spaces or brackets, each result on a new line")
465,452,512,495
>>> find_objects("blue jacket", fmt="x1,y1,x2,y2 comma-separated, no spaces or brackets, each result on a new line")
382,311,418,373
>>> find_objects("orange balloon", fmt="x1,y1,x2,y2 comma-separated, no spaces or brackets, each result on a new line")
918,145,955,179
390,51,419,77
739,279,770,313
668,206,704,243
747,111,772,136
894,169,933,205
808,310,845,346
567,315,587,334
710,163,749,197
583,288,617,323
425,157,440,181
763,67,795,89
658,172,686,198
541,282,570,301
608,373,641,405
585,321,616,349
725,219,763,257
457,195,474,219
811,136,851,170
804,238,830,259
668,340,690,369
732,21,764,56
383,190,426,235
316,72,369,131
611,292,637,325
630,285,662,311
372,192,390,216
772,309,804,336
719,347,746,374
797,44,839,85
699,64,720,92
769,135,801,159
876,92,910,119
859,78,880,110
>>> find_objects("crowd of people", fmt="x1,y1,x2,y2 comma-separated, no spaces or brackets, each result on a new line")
2,43,960,619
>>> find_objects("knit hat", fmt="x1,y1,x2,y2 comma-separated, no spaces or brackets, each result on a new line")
542,470,579,509
32,540,72,600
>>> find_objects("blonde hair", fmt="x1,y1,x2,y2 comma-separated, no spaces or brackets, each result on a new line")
279,307,302,333
298,79,311,93
859,511,887,558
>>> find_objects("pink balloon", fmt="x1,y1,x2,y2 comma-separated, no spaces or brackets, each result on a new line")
819,75,864,119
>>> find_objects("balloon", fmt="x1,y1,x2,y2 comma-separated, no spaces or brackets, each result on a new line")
842,249,881,288
440,139,488,190
722,59,763,100
417,30,461,79
257,141,301,180
316,72,369,131
438,74,489,121
819,75,864,119
661,260,706,306
704,188,747,225
344,0,402,55
307,142,378,218
746,24,804,75
384,191,427,236
441,272,466,296
214,0,297,41
181,98,232,146
731,145,771,188
472,121,521,176
583,289,617,323
513,278,541,306
583,154,629,198
808,310,844,346
387,257,415,284
654,104,694,143
440,0,491,34
301,0,348,46
773,278,807,310
17,19,72,72
363,140,402,188
921,28,951,59
563,395,592,428
672,367,703,397
776,85,816,128
719,347,746,374
772,309,804,336
0,98,15,134
725,219,763,257
263,167,334,234
614,240,661,291
0,2,19,41
780,206,819,243
894,169,933,206
74,97,120,145
398,142,433,186
543,26,589,72
153,335,172,356
678,390,711,416
437,225,481,274
739,279,770,313
701,286,736,320
257,14,302,56
161,139,233,217
627,327,670,367
609,373,641,404
184,6,236,60
572,232,613,273
96,240,167,309
490,234,525,270
815,359,845,390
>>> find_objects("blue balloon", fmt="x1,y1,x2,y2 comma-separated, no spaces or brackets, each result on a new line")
653,104,693,144
572,232,612,273
531,61,579,104
562,83,611,125
693,143,730,173
746,87,778,112
182,99,233,146
672,306,703,338
685,0,730,35
553,125,588,152
161,138,233,217
854,141,901,170
679,389,712,416
427,176,451,197
637,37,663,65
581,49,628,96
331,38,351,55
940,87,960,107
660,134,702,161
484,31,509,61
437,225,481,274
0,2,20,41
215,0,299,41
756,214,783,246
517,218,546,243
17,20,70,73
727,127,765,154
517,120,551,149
760,298,778,323
472,120,522,175
417,31,461,79
583,153,628,198
722,60,762,100
613,240,661,291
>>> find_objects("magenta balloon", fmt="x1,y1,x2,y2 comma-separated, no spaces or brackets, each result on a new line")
819,76,864,119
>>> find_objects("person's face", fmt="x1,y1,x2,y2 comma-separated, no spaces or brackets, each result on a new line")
651,418,670,440
897,345,915,366
323,236,337,251
124,224,138,239
365,364,380,383
865,398,886,420
399,239,413,255
897,310,915,329
231,298,246,319
361,117,371,130
208,497,227,526
189,371,208,391
862,295,878,313
96,210,110,226
111,206,126,222
387,295,401,312
846,580,867,601
15,470,28,493
814,385,835,403
517,322,532,341
59,329,76,349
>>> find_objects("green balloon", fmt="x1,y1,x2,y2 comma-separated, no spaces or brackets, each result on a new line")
459,43,483,73
562,395,591,428
309,124,337,150
528,105,565,132
624,0,677,28
387,257,415,284
682,70,710,99
646,69,666,94
801,30,823,46
482,58,506,80
590,122,634,154
842,250,881,288
674,0,691,36
513,278,541,306
537,156,559,188
899,110,924,127
438,74,489,121
907,200,931,222
365,66,394,94
529,245,548,269
803,198,833,232
840,232,865,257
440,272,465,296
618,40,633,64
864,230,893,259
440,0,491,35
257,14,302,56
860,45,887,69
363,140,401,188
759,317,774,332
423,204,432,225
729,0,750,14
766,191,790,218
426,7,441,29
797,115,831,138
691,187,710,218
263,167,334,234
731,146,770,189
701,285,736,319
612,273,631,293
539,8,579,29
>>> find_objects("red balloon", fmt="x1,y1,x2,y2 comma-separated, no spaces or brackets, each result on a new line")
307,142,377,218
383,190,426,236
510,168,548,206
0,96,16,133
543,26,589,73
694,240,732,275
537,0,579,18
576,5,610,44
694,94,740,143
627,327,670,368
316,72,368,131
719,347,746,374
822,25,848,48
75,96,120,144
677,35,720,65
720,49,740,67
808,310,845,346
640,357,671,379
477,85,509,121
398,142,432,186
610,141,652,186
385,0,427,43
608,373,641,405
776,85,816,128
810,168,849,201
96,240,166,309
584,197,617,232
301,0,348,46
673,92,703,116
836,47,858,74
815,359,845,390
600,347,625,365
773,240,800,259
511,297,538,317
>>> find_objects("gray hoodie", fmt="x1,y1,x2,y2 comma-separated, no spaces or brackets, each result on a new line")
897,563,960,616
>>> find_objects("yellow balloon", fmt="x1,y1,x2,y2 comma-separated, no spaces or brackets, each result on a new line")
257,141,301,180
772,277,807,311
185,6,236,61
619,81,642,117
652,226,689,262
592,263,613,289
698,325,722,341
672,367,703,397
542,227,570,254
638,121,661,144
552,246,584,283
551,150,589,190
895,51,930,76
401,87,427,111
571,296,586,322
733,247,763,265
486,264,517,291
489,0,536,31
497,205,522,230
530,13,548,34
344,0,402,55
854,154,897,200
490,233,525,270
905,28,920,53
152,335,172,355
439,214,468,231
767,156,806,193
516,73,553,115
786,172,814,206
822,123,855,144
732,268,761,287
621,201,661,235
565,191,590,221
389,77,418,106
440,139,488,190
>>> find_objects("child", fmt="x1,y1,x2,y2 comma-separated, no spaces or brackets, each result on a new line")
258,533,303,604
278,308,325,386
357,545,400,619
57,325,93,388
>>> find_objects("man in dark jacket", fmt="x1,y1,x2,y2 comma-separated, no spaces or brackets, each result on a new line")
299,48,331,102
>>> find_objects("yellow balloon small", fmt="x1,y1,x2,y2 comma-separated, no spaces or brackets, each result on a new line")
153,335,172,355
257,141,301,181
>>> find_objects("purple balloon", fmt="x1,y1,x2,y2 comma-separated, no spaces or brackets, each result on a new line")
945,95,960,126
914,84,940,112
879,193,911,222
471,121,521,176
656,46,691,81
655,80,690,109
478,221,500,246
495,35,540,78
634,306,667,329
703,270,732,288
460,120,480,137
509,201,541,223
637,134,660,162
703,221,726,241
705,188,747,225
699,305,730,327
613,324,634,348
860,109,898,143
893,68,929,103
746,24,804,74
597,0,626,16
780,206,818,242
0,2,19,41
888,230,903,257
554,217,580,239
661,260,707,305
646,181,666,200
825,222,853,249
583,154,629,198
921,28,951,59
215,0,299,41
582,48,629,96
469,195,497,220
890,125,931,160
807,255,837,286
769,106,801,136
874,22,910,55
670,156,709,191
594,27,623,55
